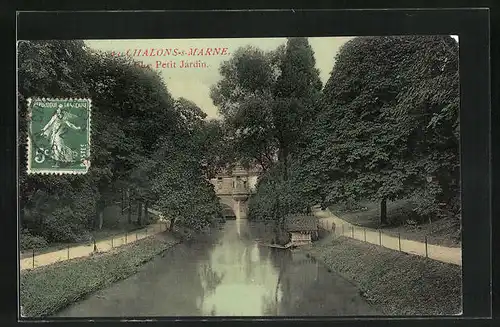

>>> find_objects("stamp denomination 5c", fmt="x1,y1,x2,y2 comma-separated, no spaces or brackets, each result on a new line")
27,98,91,174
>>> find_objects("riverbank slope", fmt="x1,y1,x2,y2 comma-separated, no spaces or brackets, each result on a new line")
20,231,181,317
301,233,462,315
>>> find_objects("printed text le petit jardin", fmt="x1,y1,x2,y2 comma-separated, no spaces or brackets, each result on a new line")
111,47,230,69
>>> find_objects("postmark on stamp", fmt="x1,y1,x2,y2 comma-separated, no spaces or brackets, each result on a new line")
27,98,91,174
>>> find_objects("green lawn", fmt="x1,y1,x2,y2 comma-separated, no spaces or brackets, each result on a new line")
329,200,461,248
20,232,179,317
303,234,462,315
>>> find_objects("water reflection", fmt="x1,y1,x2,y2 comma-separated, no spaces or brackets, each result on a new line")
199,220,283,316
55,220,379,317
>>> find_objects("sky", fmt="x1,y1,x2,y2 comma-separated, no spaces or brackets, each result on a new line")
85,35,458,119
84,37,353,119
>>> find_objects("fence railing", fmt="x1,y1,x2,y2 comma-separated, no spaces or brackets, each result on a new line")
317,217,461,266
20,222,169,271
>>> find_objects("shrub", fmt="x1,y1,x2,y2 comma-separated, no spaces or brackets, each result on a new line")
102,205,128,228
20,229,48,251
335,200,367,213
248,165,311,222
386,200,419,226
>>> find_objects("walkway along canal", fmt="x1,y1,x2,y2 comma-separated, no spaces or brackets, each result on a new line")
20,209,169,270
313,207,462,266
54,220,379,317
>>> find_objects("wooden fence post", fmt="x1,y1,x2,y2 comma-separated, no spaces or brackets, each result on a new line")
32,249,35,269
379,230,382,246
351,226,354,238
398,232,401,251
364,228,366,242
425,236,428,258
67,245,70,260
125,232,128,244
111,237,114,248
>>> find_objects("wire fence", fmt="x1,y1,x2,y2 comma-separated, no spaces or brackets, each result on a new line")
20,222,169,271
317,218,461,266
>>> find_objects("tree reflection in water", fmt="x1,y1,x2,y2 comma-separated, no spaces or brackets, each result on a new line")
198,220,283,316
54,220,378,317
197,262,225,314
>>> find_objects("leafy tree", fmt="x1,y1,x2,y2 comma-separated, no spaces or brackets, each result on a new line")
214,38,322,225
84,50,181,228
19,40,221,245
391,36,460,221
150,141,223,232
148,98,224,232
200,119,235,179
18,40,99,242
210,45,281,171
212,38,322,176
301,36,459,225
272,37,323,179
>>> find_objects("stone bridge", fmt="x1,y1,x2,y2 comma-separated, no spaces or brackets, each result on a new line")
209,165,261,220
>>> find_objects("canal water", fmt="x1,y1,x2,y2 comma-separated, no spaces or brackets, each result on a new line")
55,220,378,317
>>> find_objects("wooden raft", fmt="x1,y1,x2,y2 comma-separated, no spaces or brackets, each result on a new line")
256,241,293,249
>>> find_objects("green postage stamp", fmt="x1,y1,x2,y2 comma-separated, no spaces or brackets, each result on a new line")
27,98,91,174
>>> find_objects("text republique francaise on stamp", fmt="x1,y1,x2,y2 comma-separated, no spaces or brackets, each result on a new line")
27,98,91,174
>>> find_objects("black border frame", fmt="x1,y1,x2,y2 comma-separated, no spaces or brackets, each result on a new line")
7,7,491,325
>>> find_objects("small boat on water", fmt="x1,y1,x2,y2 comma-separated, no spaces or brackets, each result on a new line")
255,241,293,249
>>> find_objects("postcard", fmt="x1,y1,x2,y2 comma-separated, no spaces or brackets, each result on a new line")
18,35,462,318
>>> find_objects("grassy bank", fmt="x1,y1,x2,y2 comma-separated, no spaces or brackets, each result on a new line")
329,200,461,248
303,233,462,315
20,232,180,317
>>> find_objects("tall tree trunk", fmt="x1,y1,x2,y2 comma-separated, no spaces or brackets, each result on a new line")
282,154,288,181
137,202,143,226
278,146,289,181
144,201,149,224
127,188,132,224
121,188,125,216
380,198,388,225
95,198,105,230
98,211,104,230
169,217,176,231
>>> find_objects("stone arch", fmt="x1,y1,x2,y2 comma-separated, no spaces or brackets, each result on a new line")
220,202,236,219
218,195,233,209
219,196,236,219
217,195,249,220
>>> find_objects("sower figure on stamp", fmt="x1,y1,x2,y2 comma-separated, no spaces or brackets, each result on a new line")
40,104,81,167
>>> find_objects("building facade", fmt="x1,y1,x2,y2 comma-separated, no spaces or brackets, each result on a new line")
209,165,261,219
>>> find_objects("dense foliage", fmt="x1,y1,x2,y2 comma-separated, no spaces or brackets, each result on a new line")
18,40,224,247
210,38,322,173
20,36,461,247
301,36,460,224
211,38,323,223
216,36,460,227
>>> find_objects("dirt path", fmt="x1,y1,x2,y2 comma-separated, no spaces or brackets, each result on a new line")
20,221,169,271
313,208,462,266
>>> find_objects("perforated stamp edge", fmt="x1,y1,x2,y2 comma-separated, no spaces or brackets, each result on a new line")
26,97,92,175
